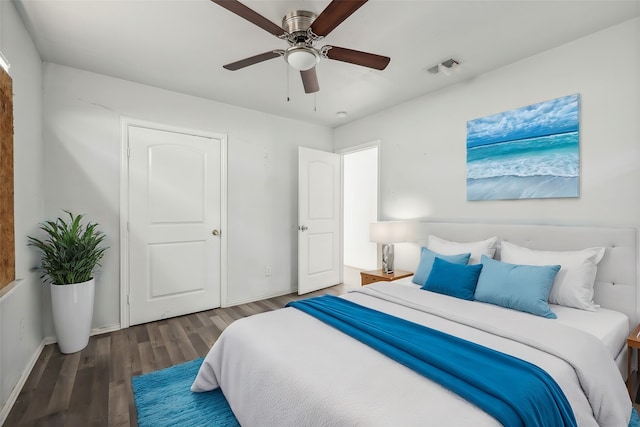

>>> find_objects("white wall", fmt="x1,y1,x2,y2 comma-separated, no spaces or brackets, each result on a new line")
1,8,638,419
343,146,378,270
41,63,334,335
0,1,45,420
335,18,640,235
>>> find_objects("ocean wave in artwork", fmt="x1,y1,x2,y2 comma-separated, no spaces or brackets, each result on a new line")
467,132,578,179
466,131,579,200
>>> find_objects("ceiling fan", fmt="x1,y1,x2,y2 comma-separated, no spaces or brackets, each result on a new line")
211,0,391,94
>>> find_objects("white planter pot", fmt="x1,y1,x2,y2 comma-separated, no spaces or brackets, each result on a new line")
50,278,95,354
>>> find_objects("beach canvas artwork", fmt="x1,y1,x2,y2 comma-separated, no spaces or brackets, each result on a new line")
466,94,580,201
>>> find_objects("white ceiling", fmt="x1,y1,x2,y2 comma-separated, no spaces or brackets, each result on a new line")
14,0,640,128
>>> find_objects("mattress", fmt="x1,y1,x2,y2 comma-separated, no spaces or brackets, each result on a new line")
393,276,630,361
193,281,633,427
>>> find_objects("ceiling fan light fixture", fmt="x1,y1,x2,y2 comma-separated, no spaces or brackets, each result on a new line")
285,46,320,71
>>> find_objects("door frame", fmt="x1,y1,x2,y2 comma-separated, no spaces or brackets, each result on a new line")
119,117,228,328
337,140,381,276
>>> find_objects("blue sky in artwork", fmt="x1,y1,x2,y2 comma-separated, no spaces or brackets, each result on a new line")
467,94,580,148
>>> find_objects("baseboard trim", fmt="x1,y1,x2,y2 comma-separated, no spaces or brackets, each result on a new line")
91,323,121,336
0,339,45,426
43,323,122,345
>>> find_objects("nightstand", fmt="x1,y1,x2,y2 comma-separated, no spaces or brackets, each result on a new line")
627,324,640,397
360,269,413,286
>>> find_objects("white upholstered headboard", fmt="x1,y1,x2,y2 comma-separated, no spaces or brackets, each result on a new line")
394,222,638,327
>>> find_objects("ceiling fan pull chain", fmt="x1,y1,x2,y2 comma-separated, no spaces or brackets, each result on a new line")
314,93,317,112
286,64,290,102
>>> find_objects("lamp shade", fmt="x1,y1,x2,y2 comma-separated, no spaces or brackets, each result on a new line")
370,221,407,244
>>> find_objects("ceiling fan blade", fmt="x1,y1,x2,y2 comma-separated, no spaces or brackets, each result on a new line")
324,46,390,70
211,0,287,38
300,68,320,94
311,0,368,37
223,51,283,71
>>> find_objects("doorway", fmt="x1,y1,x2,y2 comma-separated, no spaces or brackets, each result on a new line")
341,143,379,288
120,119,227,327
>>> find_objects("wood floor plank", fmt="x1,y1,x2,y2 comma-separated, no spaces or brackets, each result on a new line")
235,303,259,317
3,389,33,426
195,311,214,328
272,294,296,307
32,411,65,427
176,315,196,335
137,341,156,374
77,337,97,370
86,336,111,426
187,331,211,356
109,330,128,384
151,343,172,371
21,344,54,392
108,381,130,427
186,312,204,329
224,306,245,321
46,351,80,414
64,367,94,427
210,314,229,332
215,310,235,327
126,378,139,427
169,318,199,361
5,284,343,426
4,345,55,425
145,322,164,349
125,327,142,377
157,323,181,365
198,321,222,348
254,298,282,312
134,324,149,344
20,349,65,423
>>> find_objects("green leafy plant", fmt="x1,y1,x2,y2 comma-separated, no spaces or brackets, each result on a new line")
28,211,108,285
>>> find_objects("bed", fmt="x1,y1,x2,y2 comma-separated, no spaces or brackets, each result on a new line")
192,222,638,426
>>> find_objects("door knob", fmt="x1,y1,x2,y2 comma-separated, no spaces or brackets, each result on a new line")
298,225,308,231
212,229,220,236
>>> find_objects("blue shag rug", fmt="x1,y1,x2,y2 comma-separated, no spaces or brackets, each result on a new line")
631,408,640,427
132,357,240,427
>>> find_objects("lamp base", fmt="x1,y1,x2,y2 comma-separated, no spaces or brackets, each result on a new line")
382,243,395,274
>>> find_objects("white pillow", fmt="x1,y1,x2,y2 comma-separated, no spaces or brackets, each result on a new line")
427,235,497,265
499,241,605,311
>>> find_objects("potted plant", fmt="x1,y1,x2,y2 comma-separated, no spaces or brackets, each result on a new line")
28,211,108,354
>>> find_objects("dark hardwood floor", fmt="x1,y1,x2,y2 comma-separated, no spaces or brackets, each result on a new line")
4,284,345,427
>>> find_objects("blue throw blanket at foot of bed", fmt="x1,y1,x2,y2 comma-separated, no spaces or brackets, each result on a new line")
288,295,576,427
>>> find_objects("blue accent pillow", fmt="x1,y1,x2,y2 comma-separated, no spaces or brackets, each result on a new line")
412,248,471,286
474,255,560,319
422,257,483,300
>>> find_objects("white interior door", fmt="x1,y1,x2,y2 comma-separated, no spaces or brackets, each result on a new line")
127,125,222,326
298,147,341,294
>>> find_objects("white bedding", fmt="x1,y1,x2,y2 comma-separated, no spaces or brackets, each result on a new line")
192,282,632,427
393,276,630,361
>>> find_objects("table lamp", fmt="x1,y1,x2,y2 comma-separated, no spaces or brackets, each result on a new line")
370,221,406,274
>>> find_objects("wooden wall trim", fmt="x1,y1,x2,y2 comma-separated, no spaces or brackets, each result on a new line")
0,66,15,289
